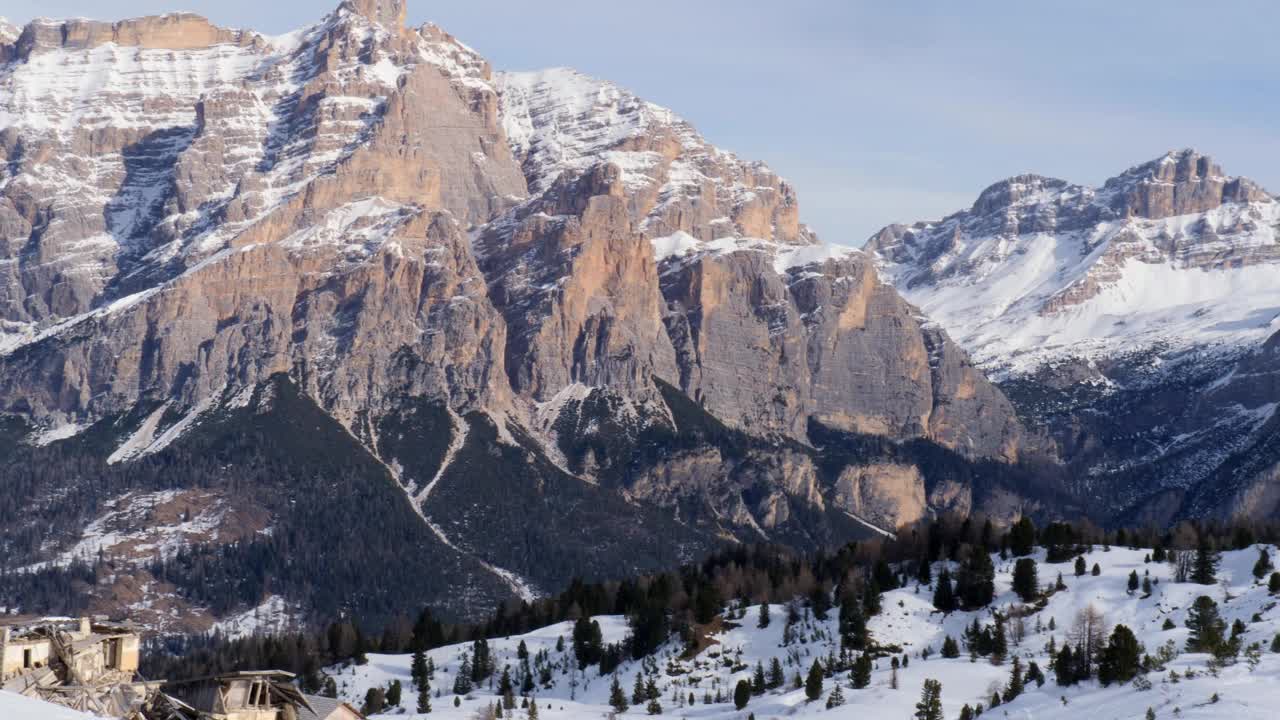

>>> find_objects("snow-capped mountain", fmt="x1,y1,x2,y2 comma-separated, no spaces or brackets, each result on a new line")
868,150,1280,523
0,0,1056,628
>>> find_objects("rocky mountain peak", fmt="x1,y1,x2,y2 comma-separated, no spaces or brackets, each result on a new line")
11,12,254,60
1102,148,1273,220
339,0,408,29
970,173,1072,215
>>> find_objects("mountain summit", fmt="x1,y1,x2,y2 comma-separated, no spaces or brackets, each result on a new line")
869,150,1280,524
0,2,1052,627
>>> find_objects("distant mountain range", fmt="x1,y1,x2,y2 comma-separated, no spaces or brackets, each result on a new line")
0,0,1273,629
869,149,1280,524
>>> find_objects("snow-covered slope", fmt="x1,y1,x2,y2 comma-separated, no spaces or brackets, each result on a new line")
328,546,1280,720
868,150,1280,521
0,691,107,720
867,150,1280,377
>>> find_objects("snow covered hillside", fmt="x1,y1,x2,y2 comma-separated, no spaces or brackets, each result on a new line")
867,149,1280,378
327,547,1280,719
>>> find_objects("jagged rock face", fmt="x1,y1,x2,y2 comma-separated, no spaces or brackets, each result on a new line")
485,67,1031,459
870,150,1280,522
0,1,1056,625
658,247,1027,459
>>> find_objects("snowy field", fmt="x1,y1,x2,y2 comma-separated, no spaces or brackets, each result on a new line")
7,547,1280,719
326,547,1280,720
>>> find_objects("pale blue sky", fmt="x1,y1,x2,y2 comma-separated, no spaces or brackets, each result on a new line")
6,0,1279,244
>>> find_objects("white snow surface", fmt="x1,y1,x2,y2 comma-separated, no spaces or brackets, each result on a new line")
0,691,107,720
871,162,1280,378
649,231,858,275
327,546,1280,720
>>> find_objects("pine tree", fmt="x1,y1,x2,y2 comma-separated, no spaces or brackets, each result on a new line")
609,675,629,713
1003,656,1024,702
1253,547,1273,580
1009,516,1036,557
991,619,1008,665
825,683,845,709
914,679,943,720
757,603,771,629
1192,536,1219,585
804,660,824,701
1098,625,1142,686
527,699,538,720
958,704,974,720
417,686,432,714
1054,645,1075,686
1270,572,1280,594
767,658,785,689
850,653,872,689
1128,570,1140,594
411,648,428,691
752,662,766,695
387,680,402,707
1012,558,1039,602
645,698,662,715
932,569,957,613
1074,556,1086,577
733,679,751,710
1186,595,1226,653
1142,576,1152,595
917,557,933,585
632,673,646,705
940,635,960,659
1091,563,1101,576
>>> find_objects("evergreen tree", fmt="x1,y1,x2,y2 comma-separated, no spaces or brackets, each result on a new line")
1091,563,1101,576
850,653,872,689
1192,536,1219,585
804,660,824,701
1074,556,1087,577
1026,661,1045,687
959,551,996,608
645,698,662,715
991,619,1008,665
932,569,957,613
752,662,766,695
417,685,432,714
609,675,629,714
362,688,386,716
1003,656,1024,702
916,557,933,586
734,679,751,710
1253,547,1273,580
767,658,785,689
1054,645,1075,686
914,679,943,720
1012,558,1039,602
958,704,974,720
1009,517,1036,557
1271,572,1280,594
386,680,402,707
825,683,845,709
411,649,428,691
632,673,646,706
1186,595,1226,653
1098,625,1142,686
757,603,771,629
941,635,960,659
839,601,869,650
1128,570,1140,594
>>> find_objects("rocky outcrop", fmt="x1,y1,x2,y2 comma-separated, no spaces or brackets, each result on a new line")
0,1,1057,623
871,150,1280,523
